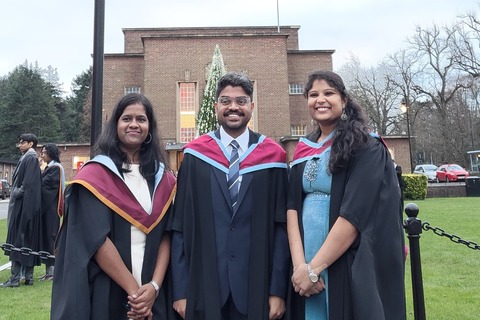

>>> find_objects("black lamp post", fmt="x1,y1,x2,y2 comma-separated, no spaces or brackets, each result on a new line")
91,0,105,157
400,101,414,173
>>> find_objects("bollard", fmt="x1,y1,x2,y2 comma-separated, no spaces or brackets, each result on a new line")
404,203,426,320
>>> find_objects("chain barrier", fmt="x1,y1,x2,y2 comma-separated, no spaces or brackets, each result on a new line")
0,243,55,264
422,222,480,251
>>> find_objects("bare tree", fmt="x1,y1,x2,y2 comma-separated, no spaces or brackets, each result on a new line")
451,12,480,78
408,24,471,164
335,12,480,169
385,48,426,166
338,56,399,135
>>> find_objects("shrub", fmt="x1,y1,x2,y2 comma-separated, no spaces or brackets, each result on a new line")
403,174,428,200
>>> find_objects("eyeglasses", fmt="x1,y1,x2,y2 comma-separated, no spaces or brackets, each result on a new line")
16,141,28,146
218,96,250,107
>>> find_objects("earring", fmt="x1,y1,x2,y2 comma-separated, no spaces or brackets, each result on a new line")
341,108,348,121
144,133,152,144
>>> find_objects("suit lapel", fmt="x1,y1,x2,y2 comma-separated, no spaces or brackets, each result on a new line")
212,166,232,208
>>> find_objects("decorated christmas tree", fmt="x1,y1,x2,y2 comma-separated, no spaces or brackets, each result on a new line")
197,44,226,135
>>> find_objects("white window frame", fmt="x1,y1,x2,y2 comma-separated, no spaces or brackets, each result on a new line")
289,84,304,95
124,86,141,94
291,125,306,136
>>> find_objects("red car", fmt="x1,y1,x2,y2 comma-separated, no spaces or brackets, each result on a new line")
436,164,469,182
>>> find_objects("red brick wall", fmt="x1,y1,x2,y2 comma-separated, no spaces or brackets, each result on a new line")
103,55,145,123
102,25,336,170
123,26,301,54
288,51,334,134
54,144,91,182
139,33,292,142
383,136,412,173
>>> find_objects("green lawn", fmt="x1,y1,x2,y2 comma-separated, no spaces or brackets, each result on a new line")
403,197,480,320
1,197,479,319
0,219,52,320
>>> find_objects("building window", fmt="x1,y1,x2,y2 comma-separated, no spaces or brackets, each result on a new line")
180,127,196,143
125,86,141,94
179,82,196,143
289,84,304,95
291,125,306,136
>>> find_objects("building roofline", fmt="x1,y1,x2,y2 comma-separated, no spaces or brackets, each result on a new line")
37,143,91,148
279,136,300,142
104,53,144,58
287,49,335,54
122,25,301,33
280,135,411,143
0,158,17,165
141,33,290,41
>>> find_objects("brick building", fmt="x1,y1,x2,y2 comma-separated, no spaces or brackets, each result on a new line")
102,25,334,170
1,26,412,182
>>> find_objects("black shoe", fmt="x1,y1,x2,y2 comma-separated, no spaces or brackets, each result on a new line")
39,274,53,281
24,279,34,286
0,279,20,288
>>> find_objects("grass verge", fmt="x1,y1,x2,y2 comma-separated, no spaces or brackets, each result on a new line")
0,197,479,319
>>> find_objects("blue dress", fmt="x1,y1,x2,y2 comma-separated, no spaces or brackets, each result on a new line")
302,138,332,320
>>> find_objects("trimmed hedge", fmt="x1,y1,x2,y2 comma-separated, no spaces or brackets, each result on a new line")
403,174,428,200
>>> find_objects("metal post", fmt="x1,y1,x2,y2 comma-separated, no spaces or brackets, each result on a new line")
404,203,426,320
91,0,105,157
405,106,414,173
400,100,414,173
276,0,280,33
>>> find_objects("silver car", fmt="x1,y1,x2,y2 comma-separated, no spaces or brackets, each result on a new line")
414,164,438,182
0,179,11,199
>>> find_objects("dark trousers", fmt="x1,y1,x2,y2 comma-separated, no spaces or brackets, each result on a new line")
45,265,54,276
11,261,34,282
221,294,247,320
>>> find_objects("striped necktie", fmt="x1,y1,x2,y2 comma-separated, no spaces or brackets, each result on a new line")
228,140,240,208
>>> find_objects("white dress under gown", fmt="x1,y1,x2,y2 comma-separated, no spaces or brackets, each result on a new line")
301,138,332,320
123,163,151,287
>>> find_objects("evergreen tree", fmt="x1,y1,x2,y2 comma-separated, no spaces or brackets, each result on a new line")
0,63,62,159
64,67,92,142
197,44,226,135
40,65,74,142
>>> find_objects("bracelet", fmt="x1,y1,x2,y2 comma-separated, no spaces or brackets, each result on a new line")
150,280,160,297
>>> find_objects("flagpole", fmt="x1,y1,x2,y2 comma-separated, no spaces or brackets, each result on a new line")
277,0,280,33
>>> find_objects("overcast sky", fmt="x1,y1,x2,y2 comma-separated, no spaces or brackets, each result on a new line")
0,0,477,94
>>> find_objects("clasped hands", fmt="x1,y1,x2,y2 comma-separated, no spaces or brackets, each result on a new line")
126,283,157,319
291,263,325,297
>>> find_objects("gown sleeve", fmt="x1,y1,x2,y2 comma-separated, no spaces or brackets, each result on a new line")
51,185,112,319
338,139,397,231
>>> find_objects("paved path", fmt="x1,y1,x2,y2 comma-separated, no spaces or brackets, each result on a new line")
0,199,9,272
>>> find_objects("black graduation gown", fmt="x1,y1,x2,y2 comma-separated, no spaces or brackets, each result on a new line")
6,149,42,267
170,131,289,320
40,164,63,258
51,160,176,320
287,131,406,320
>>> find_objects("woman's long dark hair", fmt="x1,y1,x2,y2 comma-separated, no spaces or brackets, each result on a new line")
93,93,169,180
42,143,61,163
304,70,371,173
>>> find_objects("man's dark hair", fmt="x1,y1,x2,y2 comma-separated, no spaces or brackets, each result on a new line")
215,72,254,100
18,133,38,149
